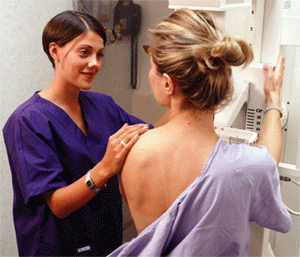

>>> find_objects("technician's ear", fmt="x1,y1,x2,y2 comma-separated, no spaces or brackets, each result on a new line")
163,73,176,95
49,42,60,63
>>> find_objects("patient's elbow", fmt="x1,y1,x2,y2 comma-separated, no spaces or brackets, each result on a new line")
277,216,292,234
282,219,292,233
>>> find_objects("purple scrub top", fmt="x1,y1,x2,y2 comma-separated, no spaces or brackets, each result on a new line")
108,139,291,257
3,91,148,256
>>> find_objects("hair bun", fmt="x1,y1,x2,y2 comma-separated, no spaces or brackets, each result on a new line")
194,45,225,73
149,8,254,111
211,35,253,68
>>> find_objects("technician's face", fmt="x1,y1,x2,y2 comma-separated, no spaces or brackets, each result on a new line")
56,30,104,90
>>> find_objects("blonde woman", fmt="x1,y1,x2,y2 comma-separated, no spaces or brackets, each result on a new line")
109,9,291,256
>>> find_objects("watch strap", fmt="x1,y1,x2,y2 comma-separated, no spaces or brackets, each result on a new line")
85,170,106,192
265,105,282,118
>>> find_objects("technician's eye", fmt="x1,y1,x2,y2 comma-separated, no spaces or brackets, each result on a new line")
79,49,89,56
97,52,105,58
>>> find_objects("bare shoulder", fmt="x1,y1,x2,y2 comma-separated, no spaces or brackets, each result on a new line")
126,127,166,165
120,127,166,189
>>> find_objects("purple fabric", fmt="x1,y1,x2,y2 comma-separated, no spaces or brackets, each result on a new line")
109,138,291,257
3,91,147,256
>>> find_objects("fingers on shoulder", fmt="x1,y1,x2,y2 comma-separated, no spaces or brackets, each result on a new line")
124,131,156,165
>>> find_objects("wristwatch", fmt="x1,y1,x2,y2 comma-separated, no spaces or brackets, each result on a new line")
85,170,106,192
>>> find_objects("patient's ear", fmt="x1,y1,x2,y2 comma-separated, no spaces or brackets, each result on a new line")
163,73,176,96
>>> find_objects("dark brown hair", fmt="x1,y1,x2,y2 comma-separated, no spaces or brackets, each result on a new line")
42,10,106,67
149,9,253,111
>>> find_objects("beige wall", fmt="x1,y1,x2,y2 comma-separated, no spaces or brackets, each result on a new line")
131,0,171,125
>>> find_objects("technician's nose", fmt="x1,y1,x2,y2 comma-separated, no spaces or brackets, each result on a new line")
88,56,102,70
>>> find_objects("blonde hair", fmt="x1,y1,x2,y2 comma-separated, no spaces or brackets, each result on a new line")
149,8,253,111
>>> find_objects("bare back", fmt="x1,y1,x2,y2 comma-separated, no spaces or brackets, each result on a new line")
119,120,218,234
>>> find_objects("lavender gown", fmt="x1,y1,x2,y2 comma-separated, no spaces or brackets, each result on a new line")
109,139,291,257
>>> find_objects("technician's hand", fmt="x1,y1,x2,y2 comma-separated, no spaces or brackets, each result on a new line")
100,123,149,178
263,54,285,106
44,123,149,219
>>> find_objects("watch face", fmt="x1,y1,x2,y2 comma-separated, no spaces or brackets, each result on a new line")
86,181,92,187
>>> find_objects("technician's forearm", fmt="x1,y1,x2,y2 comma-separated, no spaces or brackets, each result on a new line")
44,123,149,218
44,164,110,219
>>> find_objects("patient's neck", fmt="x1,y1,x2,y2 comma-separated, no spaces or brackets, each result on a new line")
168,104,215,133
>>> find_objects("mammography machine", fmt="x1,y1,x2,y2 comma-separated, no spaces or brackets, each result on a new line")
168,0,300,256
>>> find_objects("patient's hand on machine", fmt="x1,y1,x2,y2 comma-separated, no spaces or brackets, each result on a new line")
263,54,284,107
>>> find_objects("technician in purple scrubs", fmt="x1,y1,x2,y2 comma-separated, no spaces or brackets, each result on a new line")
3,10,150,256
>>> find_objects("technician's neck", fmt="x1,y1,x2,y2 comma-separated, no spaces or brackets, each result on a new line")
39,75,80,107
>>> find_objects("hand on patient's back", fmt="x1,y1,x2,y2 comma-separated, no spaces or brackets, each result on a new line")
101,123,149,175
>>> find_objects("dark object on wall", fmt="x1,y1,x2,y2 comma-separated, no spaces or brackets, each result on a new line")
114,0,141,37
114,0,142,89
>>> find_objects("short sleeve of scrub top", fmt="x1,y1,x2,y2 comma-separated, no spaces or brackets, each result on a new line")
3,90,149,256
4,103,67,204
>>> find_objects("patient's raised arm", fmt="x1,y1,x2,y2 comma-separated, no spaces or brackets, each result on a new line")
257,54,285,165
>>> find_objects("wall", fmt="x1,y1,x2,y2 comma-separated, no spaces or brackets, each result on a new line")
95,0,172,121
131,0,171,124
0,1,73,255
92,0,133,113
92,0,171,122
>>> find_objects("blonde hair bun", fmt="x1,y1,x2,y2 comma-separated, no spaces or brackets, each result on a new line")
211,36,253,68
149,8,254,111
